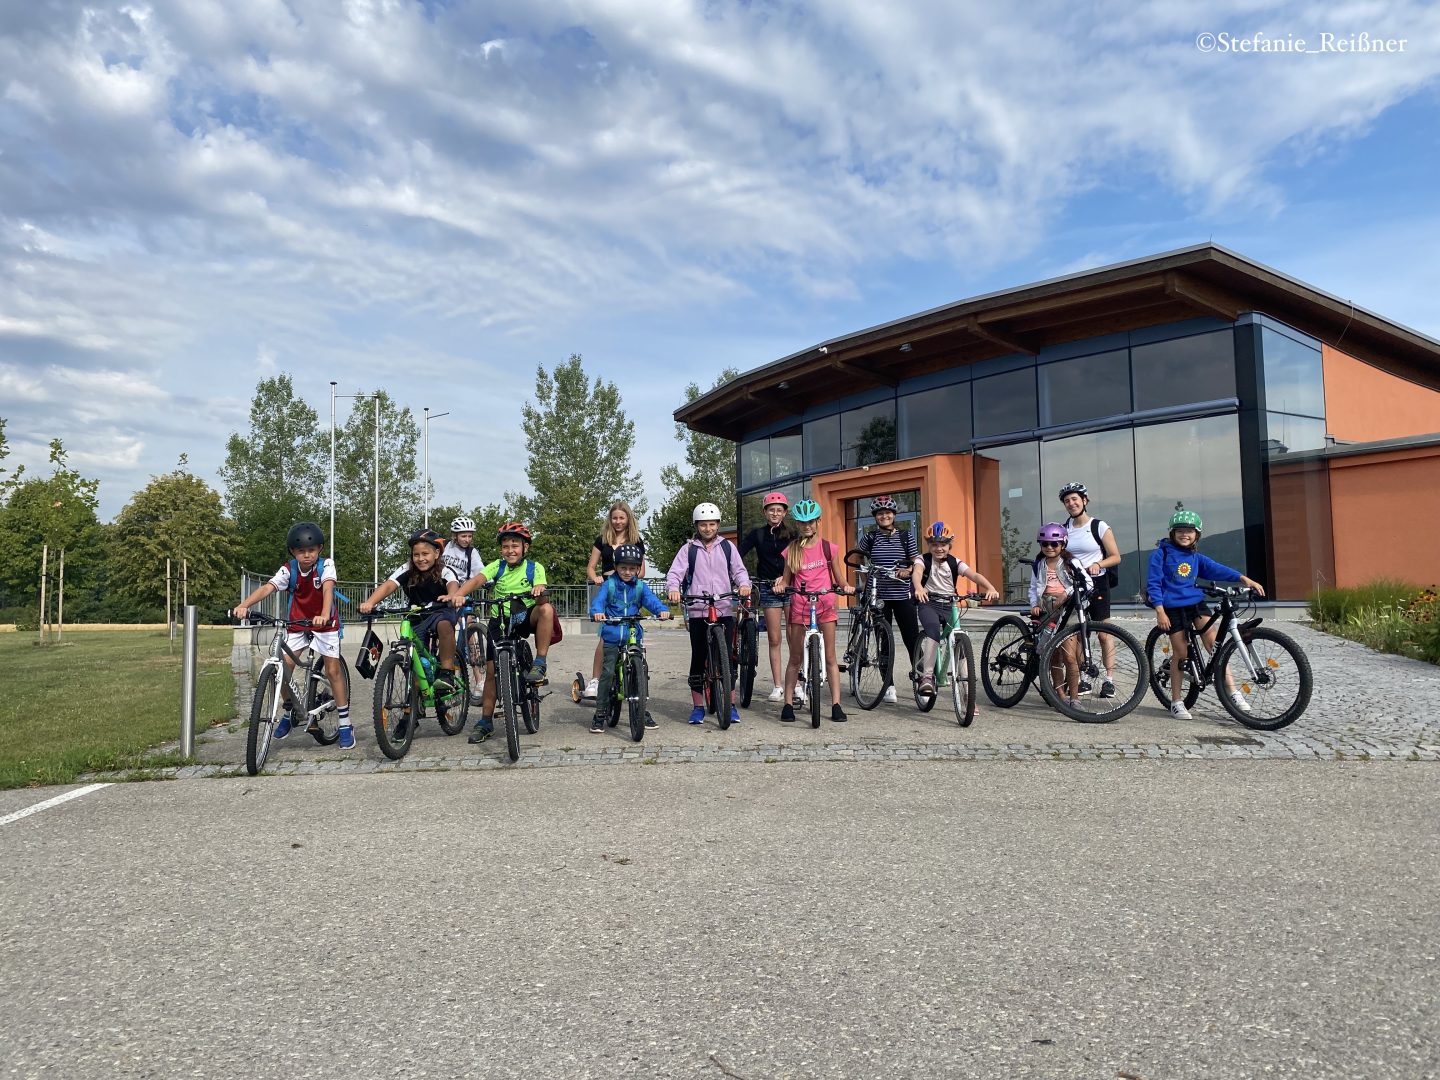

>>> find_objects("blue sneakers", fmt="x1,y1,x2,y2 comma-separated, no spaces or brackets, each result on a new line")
274,713,292,740
729,706,741,725
337,726,356,750
687,706,705,725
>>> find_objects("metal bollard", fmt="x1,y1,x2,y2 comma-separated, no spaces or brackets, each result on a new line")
180,605,198,759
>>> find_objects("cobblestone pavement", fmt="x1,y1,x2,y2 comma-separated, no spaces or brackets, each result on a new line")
100,620,1438,780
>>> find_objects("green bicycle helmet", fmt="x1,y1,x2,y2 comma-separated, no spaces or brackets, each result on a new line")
1168,503,1203,532
792,499,822,522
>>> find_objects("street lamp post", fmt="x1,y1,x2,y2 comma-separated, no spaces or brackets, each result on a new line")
330,385,379,580
422,406,450,528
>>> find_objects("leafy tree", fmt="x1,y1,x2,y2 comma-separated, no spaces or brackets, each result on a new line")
507,355,646,581
0,440,103,616
218,375,326,573
110,465,242,614
331,389,421,582
651,370,740,568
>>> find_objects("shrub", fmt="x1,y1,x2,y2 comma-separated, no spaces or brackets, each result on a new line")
1308,579,1420,624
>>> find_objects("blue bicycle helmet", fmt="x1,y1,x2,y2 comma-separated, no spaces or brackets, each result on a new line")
926,521,953,543
792,499,822,522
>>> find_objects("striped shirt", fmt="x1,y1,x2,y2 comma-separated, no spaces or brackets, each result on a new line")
859,528,919,600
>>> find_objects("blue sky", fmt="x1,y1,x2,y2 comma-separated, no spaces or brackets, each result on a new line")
2,0,1439,521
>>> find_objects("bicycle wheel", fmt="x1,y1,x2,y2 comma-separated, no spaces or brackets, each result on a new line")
303,654,346,745
497,652,521,763
806,636,823,728
1145,625,1202,712
464,623,487,704
518,642,540,734
627,653,648,743
1215,626,1312,730
949,632,976,727
710,625,733,730
436,661,470,736
373,651,417,759
1037,622,1147,723
981,616,1036,709
737,617,758,708
246,665,284,776
851,619,893,711
911,639,937,713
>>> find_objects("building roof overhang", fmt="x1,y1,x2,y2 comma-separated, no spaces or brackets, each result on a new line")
676,244,1440,440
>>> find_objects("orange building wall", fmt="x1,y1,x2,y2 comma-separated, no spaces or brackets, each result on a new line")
1328,445,1440,587
1323,345,1440,442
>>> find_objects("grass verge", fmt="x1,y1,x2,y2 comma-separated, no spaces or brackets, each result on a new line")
1308,581,1440,664
0,630,235,789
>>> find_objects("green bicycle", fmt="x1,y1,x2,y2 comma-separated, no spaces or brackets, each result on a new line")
369,601,470,760
594,613,664,742
909,594,980,726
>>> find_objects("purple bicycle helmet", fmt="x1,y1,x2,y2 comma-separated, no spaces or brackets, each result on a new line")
1036,522,1068,544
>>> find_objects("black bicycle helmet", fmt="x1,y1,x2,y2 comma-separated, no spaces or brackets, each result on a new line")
286,521,325,550
408,528,445,551
614,543,644,566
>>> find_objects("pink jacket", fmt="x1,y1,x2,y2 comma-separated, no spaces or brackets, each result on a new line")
665,536,751,618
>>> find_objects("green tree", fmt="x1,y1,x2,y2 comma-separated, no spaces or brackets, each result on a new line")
218,375,326,573
507,355,646,581
0,440,103,616
651,370,740,568
110,465,242,614
331,390,421,582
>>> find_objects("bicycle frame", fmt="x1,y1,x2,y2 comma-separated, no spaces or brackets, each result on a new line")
1174,589,1262,688
252,615,326,722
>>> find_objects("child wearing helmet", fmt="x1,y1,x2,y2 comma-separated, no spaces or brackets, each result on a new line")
582,500,646,701
1147,504,1266,720
665,501,752,726
357,529,467,737
455,521,556,741
738,492,796,702
1028,522,1088,710
855,494,924,703
913,521,999,694
587,542,672,733
776,499,855,722
444,514,485,584
234,521,354,748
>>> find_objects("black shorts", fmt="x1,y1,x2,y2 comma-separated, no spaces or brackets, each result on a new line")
1165,602,1214,630
485,607,541,661
1085,577,1111,621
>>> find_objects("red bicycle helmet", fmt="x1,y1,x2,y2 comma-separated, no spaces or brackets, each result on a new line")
497,521,532,545
761,491,790,509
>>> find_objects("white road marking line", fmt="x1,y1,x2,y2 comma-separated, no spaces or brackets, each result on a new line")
0,783,110,827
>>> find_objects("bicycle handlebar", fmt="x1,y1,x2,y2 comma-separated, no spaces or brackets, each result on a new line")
1201,584,1254,599
679,591,741,603
231,610,318,629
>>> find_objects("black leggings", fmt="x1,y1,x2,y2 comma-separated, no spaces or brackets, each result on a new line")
880,599,921,668
687,617,735,692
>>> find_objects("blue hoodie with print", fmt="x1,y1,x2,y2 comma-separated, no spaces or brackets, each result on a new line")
1145,538,1242,609
589,575,669,646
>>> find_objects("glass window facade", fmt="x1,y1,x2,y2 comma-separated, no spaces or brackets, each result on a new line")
770,430,803,480
740,439,770,488
974,367,1037,438
841,401,897,469
1131,330,1236,411
898,383,972,458
803,414,840,472
1040,350,1131,428
1039,428,1140,599
1260,328,1325,418
1133,415,1246,582
1262,413,1327,457
973,442,1041,603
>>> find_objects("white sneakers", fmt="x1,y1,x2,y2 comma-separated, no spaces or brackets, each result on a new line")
882,685,898,704
767,686,784,703
1230,689,1252,714
1169,700,1193,720
584,678,598,699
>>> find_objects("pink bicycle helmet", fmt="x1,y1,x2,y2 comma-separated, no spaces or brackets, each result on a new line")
1036,522,1068,544
761,492,790,509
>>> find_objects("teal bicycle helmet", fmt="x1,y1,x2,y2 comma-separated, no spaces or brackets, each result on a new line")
792,499,822,522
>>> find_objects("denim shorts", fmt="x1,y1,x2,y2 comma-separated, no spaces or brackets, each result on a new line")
756,581,786,610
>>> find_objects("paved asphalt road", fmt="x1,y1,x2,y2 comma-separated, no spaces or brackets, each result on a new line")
3,760,1436,1079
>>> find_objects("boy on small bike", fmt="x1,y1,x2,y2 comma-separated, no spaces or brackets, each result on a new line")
665,502,752,726
913,521,998,695
457,521,555,742
1147,505,1265,720
588,543,671,734
234,522,354,748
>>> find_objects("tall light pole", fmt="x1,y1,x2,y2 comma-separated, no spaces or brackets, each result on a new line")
373,393,380,584
330,385,377,576
422,406,450,528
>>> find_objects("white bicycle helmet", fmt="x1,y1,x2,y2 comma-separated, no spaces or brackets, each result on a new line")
450,515,476,533
692,502,723,523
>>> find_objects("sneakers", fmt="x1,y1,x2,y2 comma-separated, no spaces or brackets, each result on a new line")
767,686,784,703
882,686,898,704
337,726,356,750
1230,689,1252,714
393,711,412,740
687,706,705,725
794,684,807,705
584,678,599,699
526,658,548,684
467,719,493,744
729,706,741,725
644,712,658,729
274,713,293,740
589,715,606,734
1169,700,1193,720
433,668,457,694
917,676,936,695
831,704,847,723
1099,678,1116,699
780,704,796,722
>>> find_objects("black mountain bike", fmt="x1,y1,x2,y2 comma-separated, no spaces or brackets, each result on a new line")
980,580,1148,723
839,549,903,710
682,591,740,729
734,596,760,708
369,601,470,760
476,587,546,762
1145,584,1313,730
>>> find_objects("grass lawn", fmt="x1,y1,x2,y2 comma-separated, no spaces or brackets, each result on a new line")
0,629,235,789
